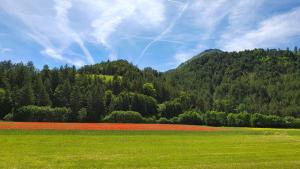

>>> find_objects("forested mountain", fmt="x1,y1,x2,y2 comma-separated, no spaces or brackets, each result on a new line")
165,48,300,117
0,48,300,128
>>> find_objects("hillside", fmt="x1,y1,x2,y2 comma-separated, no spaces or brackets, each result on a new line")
165,48,300,116
0,48,300,128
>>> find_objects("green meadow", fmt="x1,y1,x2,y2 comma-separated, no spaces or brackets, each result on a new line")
0,128,300,169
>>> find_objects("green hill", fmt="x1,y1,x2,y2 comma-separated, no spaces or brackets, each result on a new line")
165,49,300,116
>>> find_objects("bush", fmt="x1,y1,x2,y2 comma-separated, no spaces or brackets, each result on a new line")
161,101,183,118
157,117,171,124
111,92,158,117
250,113,284,128
103,111,144,123
177,111,202,125
293,119,300,128
250,113,265,127
204,111,227,126
143,117,156,124
3,113,13,121
13,105,71,122
227,112,250,127
170,117,179,124
283,116,300,128
265,115,284,128
77,108,87,122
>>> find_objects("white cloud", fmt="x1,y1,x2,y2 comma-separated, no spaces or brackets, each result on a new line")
188,0,235,38
222,6,300,51
1,0,299,69
81,0,166,60
170,0,265,66
0,47,12,54
0,0,92,66
0,0,167,64
41,48,84,66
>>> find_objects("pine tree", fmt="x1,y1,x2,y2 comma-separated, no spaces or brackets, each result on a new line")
18,81,35,106
87,84,105,122
41,65,51,81
294,46,298,54
104,90,113,113
43,78,53,99
34,75,51,106
53,80,71,107
39,86,51,106
112,75,122,95
69,85,82,121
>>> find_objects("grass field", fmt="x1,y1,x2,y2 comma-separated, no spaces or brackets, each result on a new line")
0,128,300,169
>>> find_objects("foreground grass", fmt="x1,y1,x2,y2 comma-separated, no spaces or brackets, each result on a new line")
0,128,300,169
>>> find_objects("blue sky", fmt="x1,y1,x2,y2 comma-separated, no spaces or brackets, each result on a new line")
1,0,300,71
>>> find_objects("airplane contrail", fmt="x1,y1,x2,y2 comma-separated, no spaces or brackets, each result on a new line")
136,1,189,63
166,0,185,5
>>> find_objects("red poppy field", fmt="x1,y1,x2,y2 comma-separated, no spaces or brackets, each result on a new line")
0,122,220,131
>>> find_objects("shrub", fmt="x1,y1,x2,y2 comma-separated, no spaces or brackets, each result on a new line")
77,108,87,122
111,92,158,117
143,116,156,124
283,116,300,128
161,101,183,118
250,113,265,127
293,119,300,128
157,117,171,124
177,111,202,125
13,105,71,122
170,117,179,124
103,111,144,123
204,111,227,126
227,112,250,127
250,113,284,128
265,115,284,128
3,113,13,121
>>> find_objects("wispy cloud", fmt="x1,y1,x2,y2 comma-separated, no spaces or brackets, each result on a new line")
0,47,12,54
166,0,185,5
41,48,85,66
0,0,92,66
222,6,300,51
124,35,184,45
137,0,189,63
1,0,300,70
0,0,166,65
171,0,265,66
85,0,166,60
54,0,95,64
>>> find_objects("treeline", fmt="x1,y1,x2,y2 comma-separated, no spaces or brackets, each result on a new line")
0,48,300,128
0,60,177,122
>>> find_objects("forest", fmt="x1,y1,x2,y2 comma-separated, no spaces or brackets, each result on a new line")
0,48,300,128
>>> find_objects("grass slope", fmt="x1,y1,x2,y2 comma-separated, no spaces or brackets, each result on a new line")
0,128,300,169
76,74,122,83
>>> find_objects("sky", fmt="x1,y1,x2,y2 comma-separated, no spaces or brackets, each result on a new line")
1,0,300,71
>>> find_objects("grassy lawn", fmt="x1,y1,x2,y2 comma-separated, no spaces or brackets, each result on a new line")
0,128,300,169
